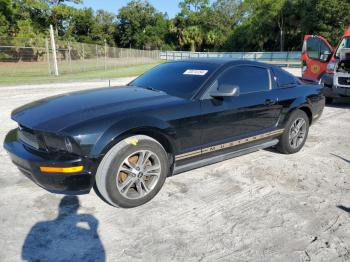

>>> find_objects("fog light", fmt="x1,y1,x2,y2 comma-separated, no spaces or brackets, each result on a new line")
40,166,84,173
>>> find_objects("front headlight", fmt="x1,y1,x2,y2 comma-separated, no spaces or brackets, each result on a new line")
327,62,336,72
42,133,80,154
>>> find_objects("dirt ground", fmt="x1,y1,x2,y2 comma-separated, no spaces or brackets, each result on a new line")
0,69,349,262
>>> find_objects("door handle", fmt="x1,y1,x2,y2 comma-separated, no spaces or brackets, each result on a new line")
265,99,276,106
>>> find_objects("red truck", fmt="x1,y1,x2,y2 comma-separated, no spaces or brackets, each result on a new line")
301,26,350,103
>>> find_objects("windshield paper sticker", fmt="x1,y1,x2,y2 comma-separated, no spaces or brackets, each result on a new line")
183,69,208,76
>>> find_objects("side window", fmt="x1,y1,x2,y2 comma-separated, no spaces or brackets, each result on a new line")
216,66,270,94
306,37,331,60
306,38,320,59
320,41,331,54
335,37,350,59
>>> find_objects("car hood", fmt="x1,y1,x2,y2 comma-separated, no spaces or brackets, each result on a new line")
12,86,178,133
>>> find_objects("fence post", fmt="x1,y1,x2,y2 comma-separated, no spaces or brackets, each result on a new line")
96,44,98,69
49,25,59,76
81,43,85,71
45,37,51,75
113,47,117,68
68,41,72,73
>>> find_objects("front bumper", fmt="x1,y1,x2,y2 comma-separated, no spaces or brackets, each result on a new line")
322,73,350,98
3,129,95,194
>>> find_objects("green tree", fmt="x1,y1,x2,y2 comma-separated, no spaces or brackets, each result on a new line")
205,30,226,50
183,25,202,51
117,0,168,49
68,8,96,43
172,0,209,51
173,0,241,51
0,0,14,36
94,10,117,45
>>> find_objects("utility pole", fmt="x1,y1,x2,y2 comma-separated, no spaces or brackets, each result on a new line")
279,7,285,52
104,39,107,70
280,29,284,51
49,25,59,76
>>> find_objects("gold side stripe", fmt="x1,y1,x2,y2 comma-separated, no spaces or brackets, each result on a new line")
175,150,202,161
175,129,284,161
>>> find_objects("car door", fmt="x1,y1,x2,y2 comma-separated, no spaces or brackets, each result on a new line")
301,35,334,79
199,65,282,148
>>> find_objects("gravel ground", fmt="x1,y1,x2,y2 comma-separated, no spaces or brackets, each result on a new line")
0,69,350,262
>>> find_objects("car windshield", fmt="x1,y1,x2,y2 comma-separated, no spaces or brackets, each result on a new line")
129,61,219,99
335,37,350,59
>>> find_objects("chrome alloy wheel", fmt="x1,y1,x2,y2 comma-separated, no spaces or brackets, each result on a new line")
116,150,161,200
289,118,307,149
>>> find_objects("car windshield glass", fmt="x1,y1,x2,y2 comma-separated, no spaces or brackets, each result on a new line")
335,37,350,59
129,61,219,99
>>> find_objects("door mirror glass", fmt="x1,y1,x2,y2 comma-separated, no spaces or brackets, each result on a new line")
320,50,332,62
210,82,240,98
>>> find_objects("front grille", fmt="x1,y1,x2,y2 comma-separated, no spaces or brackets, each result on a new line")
338,77,350,86
17,126,39,149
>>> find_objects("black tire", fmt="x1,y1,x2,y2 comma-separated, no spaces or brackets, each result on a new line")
325,97,334,104
276,110,310,154
95,135,169,208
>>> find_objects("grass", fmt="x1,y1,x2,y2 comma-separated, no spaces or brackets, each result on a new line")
0,61,162,86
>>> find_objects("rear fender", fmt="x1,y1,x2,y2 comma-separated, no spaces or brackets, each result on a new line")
281,98,313,126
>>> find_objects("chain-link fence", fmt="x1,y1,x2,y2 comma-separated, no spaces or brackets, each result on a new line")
0,37,49,78
54,40,160,75
0,36,161,78
0,34,303,81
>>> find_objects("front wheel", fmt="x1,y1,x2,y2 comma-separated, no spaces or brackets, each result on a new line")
276,110,310,154
95,135,169,208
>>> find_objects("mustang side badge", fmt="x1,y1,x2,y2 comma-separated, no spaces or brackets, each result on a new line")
183,69,208,76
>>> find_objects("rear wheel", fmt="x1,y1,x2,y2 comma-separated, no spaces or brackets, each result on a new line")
276,110,309,154
95,135,169,208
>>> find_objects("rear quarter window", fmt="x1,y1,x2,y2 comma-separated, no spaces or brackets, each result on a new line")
272,67,297,88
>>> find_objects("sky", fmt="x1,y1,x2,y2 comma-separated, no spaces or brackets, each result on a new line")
75,0,182,18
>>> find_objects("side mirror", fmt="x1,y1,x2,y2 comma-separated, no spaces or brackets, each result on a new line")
210,83,240,98
320,50,332,62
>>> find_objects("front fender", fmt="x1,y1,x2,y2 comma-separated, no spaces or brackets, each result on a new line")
90,116,176,158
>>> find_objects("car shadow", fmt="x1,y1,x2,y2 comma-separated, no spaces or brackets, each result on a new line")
330,153,350,164
263,147,280,154
337,205,350,214
22,196,105,262
326,97,350,109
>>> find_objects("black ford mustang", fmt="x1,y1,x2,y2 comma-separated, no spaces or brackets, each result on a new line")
4,60,325,208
